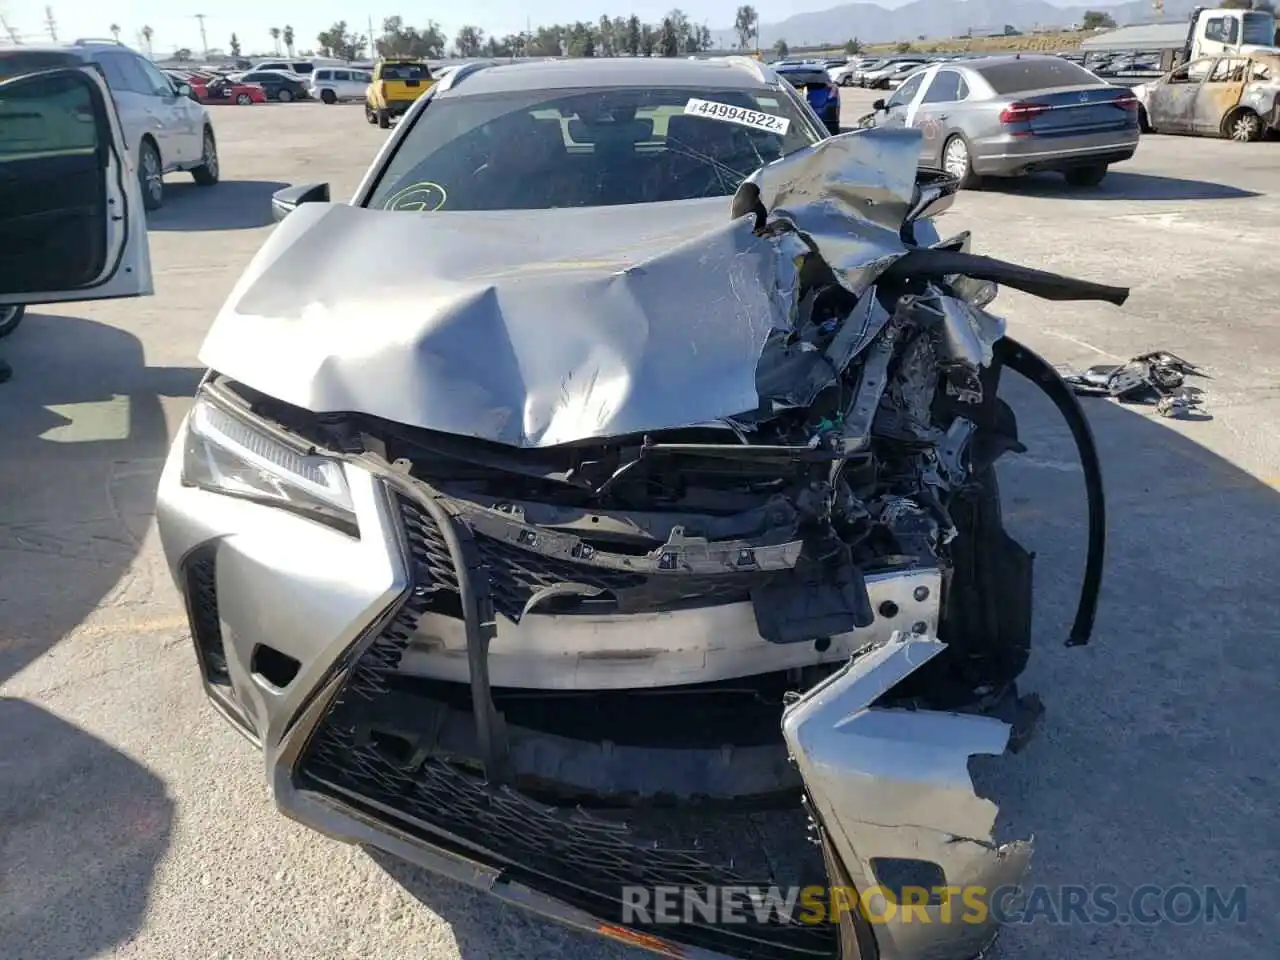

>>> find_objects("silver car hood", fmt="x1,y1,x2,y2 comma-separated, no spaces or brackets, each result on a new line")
199,130,919,448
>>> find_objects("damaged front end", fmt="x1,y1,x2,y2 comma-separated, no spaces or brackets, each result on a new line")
167,129,1121,960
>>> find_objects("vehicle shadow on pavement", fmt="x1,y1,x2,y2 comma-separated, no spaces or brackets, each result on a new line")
0,313,195,959
988,171,1259,201
0,312,202,684
366,849,645,960
980,375,1278,959
0,699,175,960
369,373,1277,960
148,179,290,232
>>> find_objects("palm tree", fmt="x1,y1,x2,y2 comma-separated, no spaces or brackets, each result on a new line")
141,25,154,56
283,25,295,56
269,26,281,54
109,23,120,43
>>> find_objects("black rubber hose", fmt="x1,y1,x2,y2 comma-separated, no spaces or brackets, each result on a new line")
881,247,1130,306
996,337,1106,647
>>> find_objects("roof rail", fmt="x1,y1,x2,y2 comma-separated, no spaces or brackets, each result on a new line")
435,59,496,92
722,54,771,83
72,37,123,46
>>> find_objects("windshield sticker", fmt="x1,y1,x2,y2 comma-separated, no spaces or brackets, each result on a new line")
384,182,448,212
683,98,791,135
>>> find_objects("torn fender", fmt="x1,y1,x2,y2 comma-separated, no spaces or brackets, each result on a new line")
782,633,1032,960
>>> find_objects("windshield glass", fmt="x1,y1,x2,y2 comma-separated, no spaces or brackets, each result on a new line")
1242,12,1277,45
780,70,829,87
978,58,1101,94
381,63,430,80
0,50,81,80
367,85,820,212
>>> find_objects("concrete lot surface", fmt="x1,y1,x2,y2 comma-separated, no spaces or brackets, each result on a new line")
1,92,1277,960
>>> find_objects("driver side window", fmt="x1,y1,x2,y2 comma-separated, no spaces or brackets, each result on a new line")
1169,60,1211,84
887,72,924,108
137,58,177,98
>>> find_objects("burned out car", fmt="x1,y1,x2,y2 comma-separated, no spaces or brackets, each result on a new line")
156,57,1117,959
1134,53,1280,141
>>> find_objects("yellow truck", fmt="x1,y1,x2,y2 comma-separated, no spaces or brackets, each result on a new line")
364,58,435,128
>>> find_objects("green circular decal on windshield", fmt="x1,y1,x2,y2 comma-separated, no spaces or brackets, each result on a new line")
385,182,448,212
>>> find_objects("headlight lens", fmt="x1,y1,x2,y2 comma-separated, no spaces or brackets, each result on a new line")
182,395,357,535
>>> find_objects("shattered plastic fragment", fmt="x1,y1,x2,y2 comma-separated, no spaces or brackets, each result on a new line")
1061,350,1207,417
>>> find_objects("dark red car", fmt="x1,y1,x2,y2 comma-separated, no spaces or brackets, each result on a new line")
166,70,266,105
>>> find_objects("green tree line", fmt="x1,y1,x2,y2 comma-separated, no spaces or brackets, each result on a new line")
313,9,724,62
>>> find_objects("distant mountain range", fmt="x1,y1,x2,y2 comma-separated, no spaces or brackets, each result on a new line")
710,0,1202,47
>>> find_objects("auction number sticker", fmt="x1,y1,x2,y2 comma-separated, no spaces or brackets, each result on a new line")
683,98,791,135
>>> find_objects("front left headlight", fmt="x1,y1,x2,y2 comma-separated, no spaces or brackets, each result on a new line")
182,394,358,536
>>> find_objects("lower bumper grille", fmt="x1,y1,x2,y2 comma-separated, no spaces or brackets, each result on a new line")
296,493,835,959
184,547,230,686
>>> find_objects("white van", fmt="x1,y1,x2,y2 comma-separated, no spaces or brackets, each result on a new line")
309,66,372,104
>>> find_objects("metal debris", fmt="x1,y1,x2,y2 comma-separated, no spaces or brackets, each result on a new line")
1061,350,1207,418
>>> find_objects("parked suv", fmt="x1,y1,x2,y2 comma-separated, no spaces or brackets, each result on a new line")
253,59,315,76
0,40,219,210
310,66,372,104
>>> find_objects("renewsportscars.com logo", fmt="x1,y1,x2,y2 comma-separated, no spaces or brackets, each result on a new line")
620,884,1249,927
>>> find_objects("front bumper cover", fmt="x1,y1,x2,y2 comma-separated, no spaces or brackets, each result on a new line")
157,419,1032,960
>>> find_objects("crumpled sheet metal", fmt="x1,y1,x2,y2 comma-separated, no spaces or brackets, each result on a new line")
736,127,921,298
783,632,1033,960
198,128,928,448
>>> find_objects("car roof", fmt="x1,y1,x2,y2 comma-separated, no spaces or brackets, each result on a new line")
959,54,1065,67
437,56,773,98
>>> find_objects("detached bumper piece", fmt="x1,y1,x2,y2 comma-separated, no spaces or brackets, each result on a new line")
296,493,836,959
784,634,1034,960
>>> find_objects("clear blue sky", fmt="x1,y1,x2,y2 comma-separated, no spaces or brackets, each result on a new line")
2,1,826,54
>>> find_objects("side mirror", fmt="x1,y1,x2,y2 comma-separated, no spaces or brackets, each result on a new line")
873,98,887,111
271,182,330,222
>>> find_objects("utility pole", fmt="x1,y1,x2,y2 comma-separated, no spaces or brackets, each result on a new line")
367,14,375,58
0,10,20,44
194,13,209,59
44,5,56,41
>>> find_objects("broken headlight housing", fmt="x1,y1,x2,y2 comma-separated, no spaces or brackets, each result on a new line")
182,393,357,535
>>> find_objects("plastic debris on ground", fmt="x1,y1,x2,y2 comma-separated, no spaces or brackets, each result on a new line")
1060,351,1208,419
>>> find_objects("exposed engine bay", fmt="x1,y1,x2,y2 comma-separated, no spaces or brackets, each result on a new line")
182,128,1122,959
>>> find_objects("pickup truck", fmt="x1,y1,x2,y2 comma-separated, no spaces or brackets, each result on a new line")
364,58,435,128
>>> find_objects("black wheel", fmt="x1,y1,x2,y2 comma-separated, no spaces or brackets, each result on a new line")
365,104,377,124
1064,164,1108,187
277,88,293,103
235,92,252,105
1137,105,1152,133
1225,108,1262,142
0,304,25,338
321,89,337,104
942,135,980,189
138,138,164,211
191,128,219,186
377,108,390,129
840,76,854,86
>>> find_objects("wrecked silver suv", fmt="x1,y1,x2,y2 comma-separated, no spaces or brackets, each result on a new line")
156,58,1118,960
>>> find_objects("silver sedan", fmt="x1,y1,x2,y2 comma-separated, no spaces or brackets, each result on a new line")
868,54,1141,188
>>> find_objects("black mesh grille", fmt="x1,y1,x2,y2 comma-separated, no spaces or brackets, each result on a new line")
472,531,646,621
184,548,230,686
296,494,835,959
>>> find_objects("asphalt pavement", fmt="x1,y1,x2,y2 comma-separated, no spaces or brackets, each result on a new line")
1,91,1277,960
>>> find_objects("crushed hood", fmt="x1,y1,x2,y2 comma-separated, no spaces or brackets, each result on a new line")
199,130,921,448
